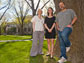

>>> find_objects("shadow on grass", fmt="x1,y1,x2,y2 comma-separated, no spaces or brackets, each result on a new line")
29,55,44,63
0,42,16,49
46,57,56,63
0,42,10,49
46,56,71,63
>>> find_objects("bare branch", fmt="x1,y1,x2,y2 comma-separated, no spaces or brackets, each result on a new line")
18,2,23,22
0,0,11,20
25,0,50,16
0,7,9,20
23,7,29,20
25,0,32,9
14,7,21,25
11,12,17,18
41,0,50,9
31,0,34,11
0,0,11,10
36,0,41,11
0,4,9,10
13,1,29,25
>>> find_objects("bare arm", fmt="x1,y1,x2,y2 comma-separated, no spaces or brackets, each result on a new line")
44,24,49,31
49,23,56,32
32,22,35,32
71,16,77,25
45,23,56,33
56,22,59,31
50,23,55,30
67,16,77,27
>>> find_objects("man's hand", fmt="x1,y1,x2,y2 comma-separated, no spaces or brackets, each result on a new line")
67,24,72,28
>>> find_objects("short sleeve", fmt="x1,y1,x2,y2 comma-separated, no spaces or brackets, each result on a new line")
31,16,36,22
54,16,56,23
44,17,47,24
71,9,77,19
55,15,59,23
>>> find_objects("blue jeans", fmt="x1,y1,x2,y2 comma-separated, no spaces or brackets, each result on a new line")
58,27,72,59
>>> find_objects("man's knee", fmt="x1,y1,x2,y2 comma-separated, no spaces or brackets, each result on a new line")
61,33,66,38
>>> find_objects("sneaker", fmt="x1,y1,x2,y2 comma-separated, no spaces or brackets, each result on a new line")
66,47,70,52
66,43,72,52
58,57,67,63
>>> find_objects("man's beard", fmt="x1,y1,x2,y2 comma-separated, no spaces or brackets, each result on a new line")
60,6,66,10
60,7,64,10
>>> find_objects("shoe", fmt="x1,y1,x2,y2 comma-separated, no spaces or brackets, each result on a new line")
66,43,72,52
50,55,53,59
39,52,44,55
58,57,67,63
30,55,36,57
46,53,50,56
66,47,70,52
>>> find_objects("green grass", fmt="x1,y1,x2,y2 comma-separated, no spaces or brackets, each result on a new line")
0,35,32,40
0,35,71,63
0,41,32,63
0,40,58,63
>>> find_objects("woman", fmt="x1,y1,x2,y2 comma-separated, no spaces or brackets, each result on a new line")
44,7,56,58
30,9,44,57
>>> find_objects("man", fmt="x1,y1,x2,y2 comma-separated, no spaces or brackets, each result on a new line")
56,2,77,63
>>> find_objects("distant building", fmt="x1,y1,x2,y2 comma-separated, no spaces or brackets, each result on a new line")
6,22,32,35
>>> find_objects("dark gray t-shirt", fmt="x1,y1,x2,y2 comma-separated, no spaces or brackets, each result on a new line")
56,9,77,31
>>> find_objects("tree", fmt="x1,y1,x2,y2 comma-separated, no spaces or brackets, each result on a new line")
13,1,29,35
0,17,8,35
0,0,14,35
53,0,84,63
0,0,11,20
25,0,50,16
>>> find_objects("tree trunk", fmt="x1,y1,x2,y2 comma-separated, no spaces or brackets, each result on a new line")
54,0,84,63
32,9,36,16
0,26,1,35
20,22,24,35
18,24,24,35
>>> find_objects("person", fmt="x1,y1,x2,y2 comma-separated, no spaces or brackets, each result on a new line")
44,7,56,58
56,2,77,63
30,9,44,57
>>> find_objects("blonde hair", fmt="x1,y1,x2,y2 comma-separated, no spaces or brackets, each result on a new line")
37,9,42,15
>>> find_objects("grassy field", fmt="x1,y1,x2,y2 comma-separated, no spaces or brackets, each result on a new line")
0,35,32,40
0,35,70,63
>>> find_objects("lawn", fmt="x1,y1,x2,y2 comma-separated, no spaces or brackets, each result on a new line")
0,35,70,63
0,35,32,40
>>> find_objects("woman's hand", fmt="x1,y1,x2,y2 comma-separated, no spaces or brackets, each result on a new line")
48,29,52,33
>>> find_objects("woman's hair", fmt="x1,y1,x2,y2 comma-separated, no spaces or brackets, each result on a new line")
37,9,42,15
47,7,54,16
